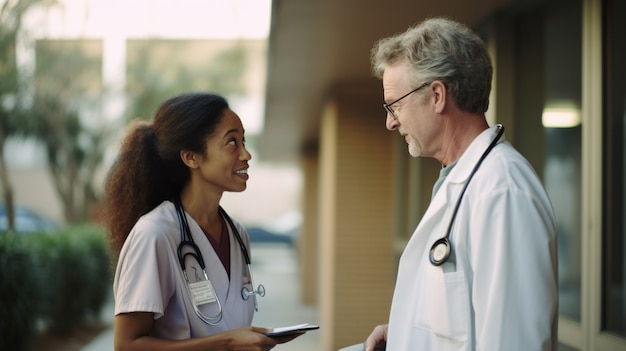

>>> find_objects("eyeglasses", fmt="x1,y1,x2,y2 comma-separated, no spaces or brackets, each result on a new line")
383,81,431,119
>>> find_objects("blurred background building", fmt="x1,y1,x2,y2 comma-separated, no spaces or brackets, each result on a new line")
3,0,301,232
1,0,624,350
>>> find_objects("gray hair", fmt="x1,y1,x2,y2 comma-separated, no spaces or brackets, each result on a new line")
371,17,492,114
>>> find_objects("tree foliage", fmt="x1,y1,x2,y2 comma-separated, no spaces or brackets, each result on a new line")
32,39,107,222
1,9,254,227
125,39,248,122
0,0,52,232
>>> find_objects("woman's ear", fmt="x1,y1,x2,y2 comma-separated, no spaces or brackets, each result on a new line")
180,150,199,168
431,80,447,114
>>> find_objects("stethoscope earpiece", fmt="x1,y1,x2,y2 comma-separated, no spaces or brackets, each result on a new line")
429,238,450,266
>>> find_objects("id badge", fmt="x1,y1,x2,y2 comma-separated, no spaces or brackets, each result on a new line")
189,280,217,305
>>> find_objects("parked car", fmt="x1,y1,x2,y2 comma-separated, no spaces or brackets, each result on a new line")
0,204,58,233
246,226,295,244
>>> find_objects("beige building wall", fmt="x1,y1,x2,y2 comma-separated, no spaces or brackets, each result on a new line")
7,168,64,224
290,2,626,350
299,150,319,305
317,81,396,350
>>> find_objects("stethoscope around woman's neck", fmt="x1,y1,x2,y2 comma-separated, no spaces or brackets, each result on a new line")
429,124,505,266
174,199,265,325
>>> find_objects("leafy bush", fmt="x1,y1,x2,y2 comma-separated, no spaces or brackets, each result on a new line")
0,234,44,351
77,225,113,321
40,225,112,332
0,224,112,350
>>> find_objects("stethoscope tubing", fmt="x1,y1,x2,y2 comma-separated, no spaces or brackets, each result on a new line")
175,199,225,324
176,201,252,267
218,206,252,265
219,207,266,308
174,199,264,324
429,124,505,266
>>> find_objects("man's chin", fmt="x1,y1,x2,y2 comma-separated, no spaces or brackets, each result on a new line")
408,144,421,158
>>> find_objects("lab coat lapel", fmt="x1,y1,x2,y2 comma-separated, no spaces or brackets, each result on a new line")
408,126,505,251
408,174,460,254
447,125,503,185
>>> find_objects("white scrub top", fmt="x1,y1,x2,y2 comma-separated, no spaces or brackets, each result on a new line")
387,125,558,350
113,200,255,339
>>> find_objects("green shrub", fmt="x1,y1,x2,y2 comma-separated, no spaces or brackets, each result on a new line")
0,224,112,349
0,233,45,351
39,225,112,333
64,225,111,323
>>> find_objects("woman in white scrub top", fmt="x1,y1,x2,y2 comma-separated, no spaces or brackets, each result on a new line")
102,93,300,351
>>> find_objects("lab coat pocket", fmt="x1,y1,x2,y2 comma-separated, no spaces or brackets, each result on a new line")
415,267,469,345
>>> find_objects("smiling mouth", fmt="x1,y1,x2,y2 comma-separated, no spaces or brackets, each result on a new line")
234,169,248,175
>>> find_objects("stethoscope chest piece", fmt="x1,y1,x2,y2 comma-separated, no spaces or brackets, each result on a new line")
429,237,451,266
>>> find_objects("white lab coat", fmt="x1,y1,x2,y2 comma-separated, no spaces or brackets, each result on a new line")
114,200,255,339
386,126,558,350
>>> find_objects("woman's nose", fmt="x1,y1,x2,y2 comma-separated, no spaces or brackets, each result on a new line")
241,146,252,161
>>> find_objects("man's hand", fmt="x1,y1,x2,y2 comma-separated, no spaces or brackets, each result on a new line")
364,324,388,351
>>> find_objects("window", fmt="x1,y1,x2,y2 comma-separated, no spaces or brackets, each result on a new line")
514,0,583,323
542,1,583,323
602,0,626,337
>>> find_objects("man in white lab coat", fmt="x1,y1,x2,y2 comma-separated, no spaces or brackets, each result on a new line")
364,17,558,351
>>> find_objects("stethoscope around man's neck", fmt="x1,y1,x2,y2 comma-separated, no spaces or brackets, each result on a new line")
174,199,265,325
429,124,505,266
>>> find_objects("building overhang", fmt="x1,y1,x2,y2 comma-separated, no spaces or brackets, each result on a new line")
260,0,513,163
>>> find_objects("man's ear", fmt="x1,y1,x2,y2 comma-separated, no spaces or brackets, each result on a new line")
180,150,199,168
431,80,447,114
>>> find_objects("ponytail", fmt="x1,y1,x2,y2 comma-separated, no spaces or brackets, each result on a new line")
102,120,174,253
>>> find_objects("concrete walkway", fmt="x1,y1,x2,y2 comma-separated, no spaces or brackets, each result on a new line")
81,242,320,351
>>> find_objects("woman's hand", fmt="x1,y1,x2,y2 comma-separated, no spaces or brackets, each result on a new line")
114,313,303,351
220,326,297,351
215,326,305,350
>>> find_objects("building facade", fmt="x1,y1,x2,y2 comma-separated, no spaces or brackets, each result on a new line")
262,0,626,349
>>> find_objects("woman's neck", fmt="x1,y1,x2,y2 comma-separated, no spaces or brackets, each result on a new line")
179,186,223,242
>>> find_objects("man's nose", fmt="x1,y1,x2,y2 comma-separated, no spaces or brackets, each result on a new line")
386,114,399,131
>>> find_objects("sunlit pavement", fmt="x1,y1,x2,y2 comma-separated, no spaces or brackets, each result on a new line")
80,242,320,351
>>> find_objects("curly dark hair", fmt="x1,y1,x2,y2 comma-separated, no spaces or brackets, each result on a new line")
102,92,229,253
